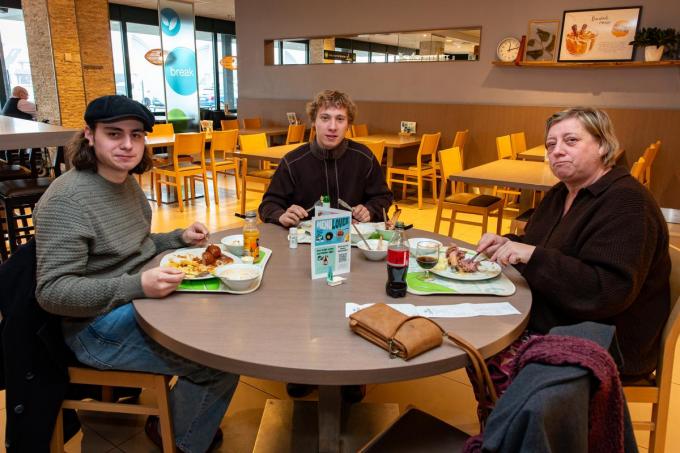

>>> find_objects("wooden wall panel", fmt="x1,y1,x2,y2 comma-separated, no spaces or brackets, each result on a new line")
240,98,680,208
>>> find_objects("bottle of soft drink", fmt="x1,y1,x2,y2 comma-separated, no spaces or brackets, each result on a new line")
243,210,260,260
386,221,409,298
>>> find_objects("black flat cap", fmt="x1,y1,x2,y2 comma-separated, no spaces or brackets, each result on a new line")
84,95,155,132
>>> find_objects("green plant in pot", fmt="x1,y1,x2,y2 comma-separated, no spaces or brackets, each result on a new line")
629,27,678,61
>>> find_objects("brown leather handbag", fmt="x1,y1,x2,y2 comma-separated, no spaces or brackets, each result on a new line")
349,303,497,408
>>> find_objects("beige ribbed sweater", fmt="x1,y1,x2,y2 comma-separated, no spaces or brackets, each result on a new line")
34,169,185,318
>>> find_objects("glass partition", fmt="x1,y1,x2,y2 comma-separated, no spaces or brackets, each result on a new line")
126,22,164,111
265,27,481,65
0,8,33,100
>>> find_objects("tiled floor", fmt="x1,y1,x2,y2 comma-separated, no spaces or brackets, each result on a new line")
3,176,676,452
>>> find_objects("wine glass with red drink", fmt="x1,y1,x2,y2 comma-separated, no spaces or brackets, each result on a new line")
416,240,440,281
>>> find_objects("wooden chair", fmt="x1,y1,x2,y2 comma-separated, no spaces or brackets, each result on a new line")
205,129,240,204
386,132,441,209
309,126,316,144
354,139,386,163
152,133,209,212
221,119,239,131
140,124,176,189
242,117,262,129
623,244,680,453
344,128,353,139
630,157,646,183
239,133,275,194
451,129,469,165
285,123,306,145
434,147,504,238
510,131,527,155
641,140,661,189
50,367,176,453
494,134,521,210
352,123,369,138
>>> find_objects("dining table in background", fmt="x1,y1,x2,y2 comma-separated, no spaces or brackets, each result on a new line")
134,223,532,453
516,144,547,162
359,134,422,167
0,115,79,177
239,126,290,145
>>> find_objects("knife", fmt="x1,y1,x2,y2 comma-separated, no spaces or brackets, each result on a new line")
337,198,353,212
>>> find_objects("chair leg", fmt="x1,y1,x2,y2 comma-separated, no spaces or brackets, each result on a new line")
401,177,407,200
155,174,162,206
202,172,210,206
155,375,177,453
212,168,220,205
386,170,393,190
434,180,447,234
176,177,185,212
417,175,423,209
496,205,504,235
50,406,65,453
430,174,438,203
447,210,456,238
481,213,489,235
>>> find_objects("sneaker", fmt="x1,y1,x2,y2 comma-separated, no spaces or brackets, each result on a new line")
144,416,223,452
286,382,316,398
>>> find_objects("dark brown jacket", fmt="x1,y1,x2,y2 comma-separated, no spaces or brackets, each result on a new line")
509,166,670,376
258,139,393,225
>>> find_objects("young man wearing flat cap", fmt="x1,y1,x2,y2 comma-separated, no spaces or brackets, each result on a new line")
34,95,237,452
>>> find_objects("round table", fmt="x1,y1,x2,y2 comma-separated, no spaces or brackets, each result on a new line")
134,223,531,452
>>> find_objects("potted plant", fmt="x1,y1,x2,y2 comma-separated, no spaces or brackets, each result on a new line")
629,27,678,61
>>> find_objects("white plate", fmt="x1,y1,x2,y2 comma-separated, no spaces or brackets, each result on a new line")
160,247,240,280
430,248,502,281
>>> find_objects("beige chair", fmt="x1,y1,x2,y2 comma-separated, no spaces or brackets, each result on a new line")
510,131,527,155
354,139,386,163
623,244,680,453
206,129,240,204
50,367,175,453
239,133,275,194
221,119,239,131
242,117,262,129
434,146,504,237
641,140,661,189
352,123,369,137
152,133,209,212
285,123,306,145
386,132,441,209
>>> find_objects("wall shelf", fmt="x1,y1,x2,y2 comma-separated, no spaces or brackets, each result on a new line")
492,60,680,69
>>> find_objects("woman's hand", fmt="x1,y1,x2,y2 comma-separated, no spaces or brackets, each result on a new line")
141,267,185,298
476,233,510,256
182,222,210,246
489,241,536,266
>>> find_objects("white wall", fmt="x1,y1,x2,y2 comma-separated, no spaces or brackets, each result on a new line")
235,0,680,109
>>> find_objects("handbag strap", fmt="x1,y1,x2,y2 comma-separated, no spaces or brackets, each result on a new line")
389,316,498,413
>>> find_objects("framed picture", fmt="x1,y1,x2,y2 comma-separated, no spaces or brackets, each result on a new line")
286,112,298,125
524,20,560,62
558,6,641,62
400,121,416,134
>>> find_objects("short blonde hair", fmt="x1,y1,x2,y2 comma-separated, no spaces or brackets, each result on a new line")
306,90,357,124
545,107,619,167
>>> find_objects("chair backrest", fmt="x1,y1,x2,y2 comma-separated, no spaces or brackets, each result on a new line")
496,135,514,160
239,132,268,152
285,123,306,145
452,129,469,166
641,140,661,189
173,132,205,167
438,147,463,180
510,132,527,155
630,157,646,183
416,132,441,167
354,139,385,163
221,119,239,130
345,128,353,139
309,126,316,144
242,117,262,129
149,123,174,138
352,123,369,137
210,129,238,158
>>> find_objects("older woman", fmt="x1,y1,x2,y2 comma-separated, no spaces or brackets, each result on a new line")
477,107,670,390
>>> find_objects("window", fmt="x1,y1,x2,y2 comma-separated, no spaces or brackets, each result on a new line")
370,52,386,63
196,30,215,110
217,34,237,110
125,23,164,111
0,8,33,102
110,21,127,96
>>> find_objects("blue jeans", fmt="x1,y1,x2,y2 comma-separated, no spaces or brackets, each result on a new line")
62,303,239,453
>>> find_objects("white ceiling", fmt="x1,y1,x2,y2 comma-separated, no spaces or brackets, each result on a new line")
110,0,236,21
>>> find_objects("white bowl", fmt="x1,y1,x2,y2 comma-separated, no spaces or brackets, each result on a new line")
220,234,244,256
357,239,388,261
351,223,377,244
215,264,261,291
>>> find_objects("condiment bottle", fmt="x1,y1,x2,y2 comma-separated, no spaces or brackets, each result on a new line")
243,210,260,260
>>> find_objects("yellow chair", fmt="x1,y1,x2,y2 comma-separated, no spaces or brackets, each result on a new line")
630,157,646,183
386,132,441,209
140,123,176,189
153,133,209,212
150,123,174,137
352,123,369,137
354,139,386,163
452,129,469,165
50,368,175,453
239,133,275,194
624,244,680,453
285,123,306,145
309,126,316,144
641,140,661,189
345,128,353,139
510,131,527,155
206,129,240,204
434,147,504,238
221,119,239,130
496,135,515,160
242,117,262,129
494,134,521,210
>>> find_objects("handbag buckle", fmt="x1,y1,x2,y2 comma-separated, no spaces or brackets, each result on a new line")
387,339,398,359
